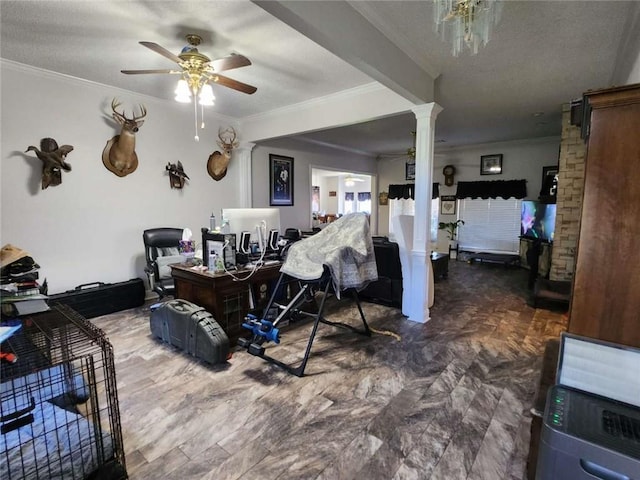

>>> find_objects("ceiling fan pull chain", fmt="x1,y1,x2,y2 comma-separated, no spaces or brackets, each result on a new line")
194,99,199,142
201,102,206,130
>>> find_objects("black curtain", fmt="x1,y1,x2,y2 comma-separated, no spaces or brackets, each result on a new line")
455,179,527,199
388,183,439,200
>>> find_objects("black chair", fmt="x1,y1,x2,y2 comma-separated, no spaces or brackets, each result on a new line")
143,228,184,299
359,237,403,308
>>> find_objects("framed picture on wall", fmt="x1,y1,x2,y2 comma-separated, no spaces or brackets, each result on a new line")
480,154,503,175
440,195,457,215
269,154,294,206
406,161,416,180
540,165,559,201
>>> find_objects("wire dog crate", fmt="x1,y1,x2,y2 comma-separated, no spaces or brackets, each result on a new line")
1,304,127,479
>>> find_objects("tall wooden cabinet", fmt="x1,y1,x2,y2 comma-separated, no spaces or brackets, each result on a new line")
568,84,640,348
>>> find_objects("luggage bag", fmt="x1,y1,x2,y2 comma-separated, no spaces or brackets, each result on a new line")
149,299,230,364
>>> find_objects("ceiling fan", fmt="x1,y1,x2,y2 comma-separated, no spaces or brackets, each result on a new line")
121,34,257,95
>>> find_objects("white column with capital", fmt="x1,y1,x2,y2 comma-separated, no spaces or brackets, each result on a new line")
236,142,255,208
406,103,443,323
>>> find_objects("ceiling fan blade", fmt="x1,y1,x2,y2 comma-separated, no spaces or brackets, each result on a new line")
211,54,252,73
212,74,257,94
139,41,183,64
121,69,180,75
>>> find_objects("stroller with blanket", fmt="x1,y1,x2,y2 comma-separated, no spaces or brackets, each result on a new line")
237,212,378,376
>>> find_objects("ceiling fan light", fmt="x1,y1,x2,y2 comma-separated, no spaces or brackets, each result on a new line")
198,83,215,106
174,79,192,103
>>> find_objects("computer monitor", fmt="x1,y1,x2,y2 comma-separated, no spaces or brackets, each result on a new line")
221,208,281,253
557,332,640,408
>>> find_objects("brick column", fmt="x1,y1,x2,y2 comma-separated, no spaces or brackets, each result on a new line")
550,104,586,281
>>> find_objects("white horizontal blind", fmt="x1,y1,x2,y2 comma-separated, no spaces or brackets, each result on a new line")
458,198,521,253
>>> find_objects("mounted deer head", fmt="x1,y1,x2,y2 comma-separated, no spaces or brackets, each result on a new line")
207,126,239,181
102,98,147,177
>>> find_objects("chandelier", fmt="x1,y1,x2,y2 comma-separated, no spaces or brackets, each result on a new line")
433,0,503,56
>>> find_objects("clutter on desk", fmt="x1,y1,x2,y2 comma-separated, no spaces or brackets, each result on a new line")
179,228,197,264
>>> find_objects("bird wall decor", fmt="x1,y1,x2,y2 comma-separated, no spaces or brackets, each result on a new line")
25,137,74,189
165,161,189,189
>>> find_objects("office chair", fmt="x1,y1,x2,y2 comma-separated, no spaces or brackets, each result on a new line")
142,228,184,299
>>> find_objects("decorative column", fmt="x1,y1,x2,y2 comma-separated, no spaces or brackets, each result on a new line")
406,103,443,323
236,142,255,208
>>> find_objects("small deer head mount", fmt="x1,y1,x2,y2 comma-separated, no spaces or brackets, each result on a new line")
165,161,190,189
25,137,74,189
207,126,238,181
102,98,146,177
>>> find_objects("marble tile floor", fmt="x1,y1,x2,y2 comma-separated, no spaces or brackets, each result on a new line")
91,261,568,480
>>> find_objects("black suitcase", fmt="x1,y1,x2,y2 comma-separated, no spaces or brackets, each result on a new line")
49,278,145,319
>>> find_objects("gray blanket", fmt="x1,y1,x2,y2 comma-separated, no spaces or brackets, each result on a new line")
280,213,378,298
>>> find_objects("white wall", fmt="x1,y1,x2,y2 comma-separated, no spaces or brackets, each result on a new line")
376,156,409,238
251,145,376,231
626,48,640,84
319,176,339,214
377,137,561,251
1,62,242,293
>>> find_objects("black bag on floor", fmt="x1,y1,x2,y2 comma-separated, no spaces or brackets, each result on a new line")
49,278,145,319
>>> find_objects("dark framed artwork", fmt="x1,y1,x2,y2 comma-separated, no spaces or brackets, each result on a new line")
480,154,503,175
440,195,457,215
269,154,294,206
406,161,416,181
540,165,559,201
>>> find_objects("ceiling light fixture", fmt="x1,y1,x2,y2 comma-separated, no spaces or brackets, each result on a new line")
122,34,256,142
433,0,503,56
344,175,364,187
173,38,218,142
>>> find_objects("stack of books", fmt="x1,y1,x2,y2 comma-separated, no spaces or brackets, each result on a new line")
1,244,49,316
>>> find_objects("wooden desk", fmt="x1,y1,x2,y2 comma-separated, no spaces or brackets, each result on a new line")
171,263,283,344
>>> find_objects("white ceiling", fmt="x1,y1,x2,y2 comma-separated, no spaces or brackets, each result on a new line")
1,1,637,157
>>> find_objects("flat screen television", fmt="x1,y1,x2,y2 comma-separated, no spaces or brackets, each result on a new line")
521,200,556,242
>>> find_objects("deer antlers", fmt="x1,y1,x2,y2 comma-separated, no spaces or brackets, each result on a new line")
110,98,147,128
217,127,239,152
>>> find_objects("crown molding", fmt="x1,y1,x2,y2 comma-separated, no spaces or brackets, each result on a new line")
0,58,237,124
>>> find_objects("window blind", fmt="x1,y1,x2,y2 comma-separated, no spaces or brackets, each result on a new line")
457,198,521,253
